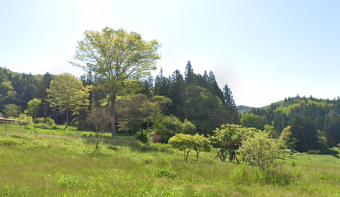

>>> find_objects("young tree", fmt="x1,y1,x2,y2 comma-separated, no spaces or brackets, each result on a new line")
46,73,89,129
169,133,195,161
211,124,256,162
70,27,161,137
192,133,211,160
239,131,282,170
87,107,113,149
4,104,21,118
25,98,41,131
15,114,33,128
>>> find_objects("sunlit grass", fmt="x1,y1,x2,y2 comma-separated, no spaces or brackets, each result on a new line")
0,124,340,196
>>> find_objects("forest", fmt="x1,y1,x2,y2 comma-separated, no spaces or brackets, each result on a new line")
1,33,340,153
0,60,239,139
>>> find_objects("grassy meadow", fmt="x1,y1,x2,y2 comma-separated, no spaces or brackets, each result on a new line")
1,123,340,196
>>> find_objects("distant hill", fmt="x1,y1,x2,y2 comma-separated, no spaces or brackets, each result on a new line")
236,105,254,114
237,100,284,114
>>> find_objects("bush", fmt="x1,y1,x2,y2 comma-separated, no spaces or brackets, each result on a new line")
35,117,45,123
134,130,150,144
149,133,161,143
239,130,282,170
15,114,33,128
152,113,196,143
76,120,86,130
46,117,55,126
155,168,177,178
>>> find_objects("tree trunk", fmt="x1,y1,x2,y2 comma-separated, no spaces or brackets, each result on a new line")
34,112,37,131
64,109,69,130
229,148,233,162
111,96,117,137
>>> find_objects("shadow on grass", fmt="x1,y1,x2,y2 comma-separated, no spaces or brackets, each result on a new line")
307,149,340,159
84,136,174,153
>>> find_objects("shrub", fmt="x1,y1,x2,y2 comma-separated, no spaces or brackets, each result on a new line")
15,114,33,128
134,130,151,144
46,117,55,126
35,117,45,123
149,133,161,143
143,156,154,164
239,130,282,170
152,113,196,143
156,168,177,178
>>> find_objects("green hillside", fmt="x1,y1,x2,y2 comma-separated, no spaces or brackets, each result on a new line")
236,105,254,114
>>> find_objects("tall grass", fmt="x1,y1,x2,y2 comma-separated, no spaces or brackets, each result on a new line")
0,124,340,196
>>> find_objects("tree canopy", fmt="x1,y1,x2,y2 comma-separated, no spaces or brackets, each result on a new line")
46,73,89,129
70,27,161,137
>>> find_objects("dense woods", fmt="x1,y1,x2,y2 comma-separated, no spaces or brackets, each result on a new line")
2,63,340,153
0,61,239,138
248,96,340,152
1,27,340,155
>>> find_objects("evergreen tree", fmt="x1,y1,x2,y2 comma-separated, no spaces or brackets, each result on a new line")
223,84,238,124
185,61,195,85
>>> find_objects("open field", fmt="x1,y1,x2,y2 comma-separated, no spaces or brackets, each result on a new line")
1,124,340,196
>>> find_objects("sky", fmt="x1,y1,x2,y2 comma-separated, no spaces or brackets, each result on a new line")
1,0,340,107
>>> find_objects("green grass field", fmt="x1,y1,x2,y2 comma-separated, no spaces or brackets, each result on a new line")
1,123,340,196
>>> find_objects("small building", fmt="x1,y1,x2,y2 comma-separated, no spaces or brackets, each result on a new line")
0,117,15,124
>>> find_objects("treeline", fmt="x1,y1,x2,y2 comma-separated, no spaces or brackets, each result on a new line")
82,60,240,136
0,61,239,137
248,95,340,152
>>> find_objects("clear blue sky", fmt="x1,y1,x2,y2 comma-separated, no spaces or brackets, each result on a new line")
1,0,340,107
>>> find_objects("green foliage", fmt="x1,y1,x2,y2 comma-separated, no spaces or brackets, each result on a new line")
47,73,89,129
134,129,151,144
70,27,161,137
239,130,282,170
241,113,265,130
35,117,45,123
36,124,52,129
192,133,211,160
46,117,55,126
181,119,196,134
211,124,256,161
25,98,41,117
151,113,184,143
15,114,33,128
3,104,21,118
1,123,340,196
169,133,195,161
279,126,292,148
116,94,171,134
155,168,177,178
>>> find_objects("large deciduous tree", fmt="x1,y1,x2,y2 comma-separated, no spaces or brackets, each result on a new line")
46,73,89,129
70,27,161,137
